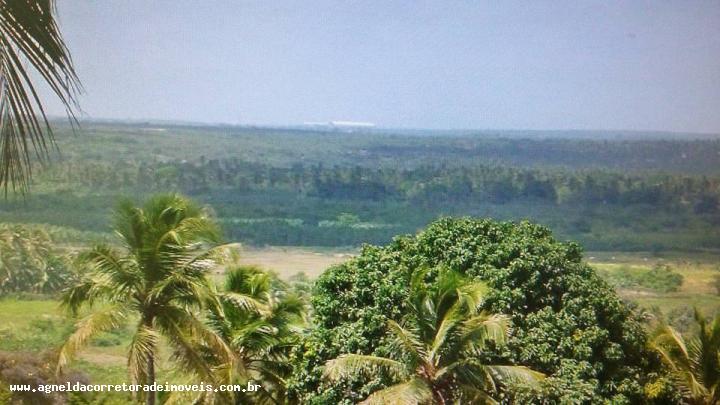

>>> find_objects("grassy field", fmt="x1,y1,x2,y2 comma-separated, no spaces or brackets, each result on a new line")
0,248,717,393
0,246,351,397
588,251,720,316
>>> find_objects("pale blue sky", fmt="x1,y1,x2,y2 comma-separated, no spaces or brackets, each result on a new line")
44,1,720,133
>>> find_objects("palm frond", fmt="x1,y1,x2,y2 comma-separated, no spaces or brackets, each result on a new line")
650,315,720,403
428,307,461,365
456,383,498,405
271,293,306,321
179,306,237,364
126,323,159,386
483,364,545,386
112,199,146,251
672,369,710,402
76,244,140,295
147,270,214,309
230,319,278,351
174,216,222,244
387,320,426,363
359,378,432,405
220,291,268,315
224,264,272,297
432,268,467,319
435,357,493,388
0,0,80,192
323,354,408,381
56,304,127,374
659,310,720,403
653,325,690,366
323,266,541,404
461,313,510,349
60,270,131,315
456,281,490,313
156,305,235,382
158,316,216,382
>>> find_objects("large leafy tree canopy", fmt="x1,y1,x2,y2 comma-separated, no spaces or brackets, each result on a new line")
289,217,659,403
322,267,544,404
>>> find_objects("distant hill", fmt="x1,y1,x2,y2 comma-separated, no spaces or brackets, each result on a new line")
51,120,720,174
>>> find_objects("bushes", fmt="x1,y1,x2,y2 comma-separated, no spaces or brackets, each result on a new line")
288,217,662,403
601,264,684,293
0,351,89,405
637,264,683,292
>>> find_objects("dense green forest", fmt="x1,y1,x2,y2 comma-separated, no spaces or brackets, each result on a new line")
2,120,719,401
2,195,718,404
1,0,718,403
3,121,719,251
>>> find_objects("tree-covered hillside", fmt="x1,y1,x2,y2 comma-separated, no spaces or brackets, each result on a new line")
288,218,670,403
3,121,719,251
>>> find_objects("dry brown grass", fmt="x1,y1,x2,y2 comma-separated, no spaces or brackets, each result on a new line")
233,246,355,279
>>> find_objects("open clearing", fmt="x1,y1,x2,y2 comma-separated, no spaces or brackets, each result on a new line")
235,246,355,279
587,251,720,315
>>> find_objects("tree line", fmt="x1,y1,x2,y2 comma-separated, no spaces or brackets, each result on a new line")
39,158,720,213
2,194,718,404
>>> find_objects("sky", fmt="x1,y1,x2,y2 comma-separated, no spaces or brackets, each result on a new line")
41,1,720,133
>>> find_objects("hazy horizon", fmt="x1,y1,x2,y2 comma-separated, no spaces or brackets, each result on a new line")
55,116,720,137
40,1,720,134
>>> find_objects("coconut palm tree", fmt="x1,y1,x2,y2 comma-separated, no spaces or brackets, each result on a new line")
0,0,81,192
323,267,543,404
0,224,47,292
57,194,233,405
651,309,720,404
0,224,74,294
207,264,306,404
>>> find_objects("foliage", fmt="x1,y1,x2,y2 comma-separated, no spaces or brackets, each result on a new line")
0,298,133,403
58,193,232,405
650,309,720,404
322,267,543,404
288,217,659,403
0,0,80,191
287,272,313,301
204,264,306,404
0,350,89,404
601,263,684,293
0,224,76,295
1,123,720,251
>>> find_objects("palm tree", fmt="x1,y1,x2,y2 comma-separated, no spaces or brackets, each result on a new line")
323,268,543,404
0,224,49,293
207,264,306,404
0,0,81,192
0,224,74,294
650,309,720,404
57,194,233,405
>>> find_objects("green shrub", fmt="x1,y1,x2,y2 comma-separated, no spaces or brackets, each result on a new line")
288,217,660,403
602,264,683,293
638,264,683,292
